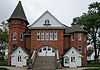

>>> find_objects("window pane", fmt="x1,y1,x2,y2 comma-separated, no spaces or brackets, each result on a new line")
20,32,23,40
43,47,46,51
72,34,74,41
50,32,53,40
13,32,16,40
13,44,16,52
48,47,51,51
65,57,69,63
37,32,40,40
14,20,17,24
54,32,57,40
21,21,24,24
39,49,42,52
18,56,19,61
71,57,75,62
46,32,48,40
78,33,81,40
41,32,44,40
78,45,82,52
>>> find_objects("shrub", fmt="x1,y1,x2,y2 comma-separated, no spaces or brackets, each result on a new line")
0,60,8,66
0,67,8,70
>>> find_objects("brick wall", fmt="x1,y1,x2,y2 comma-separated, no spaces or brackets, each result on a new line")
8,20,27,55
30,29,64,56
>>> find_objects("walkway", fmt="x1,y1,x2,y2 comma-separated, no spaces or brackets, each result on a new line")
0,66,99,70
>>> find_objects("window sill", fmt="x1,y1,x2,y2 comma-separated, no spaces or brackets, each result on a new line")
20,39,23,41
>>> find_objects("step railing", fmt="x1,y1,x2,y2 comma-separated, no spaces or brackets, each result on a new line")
28,48,37,69
55,48,62,69
31,49,37,64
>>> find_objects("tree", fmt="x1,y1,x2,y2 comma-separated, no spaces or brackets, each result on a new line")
0,21,8,52
72,2,100,63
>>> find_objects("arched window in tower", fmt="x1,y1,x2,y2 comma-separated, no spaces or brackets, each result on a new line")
14,20,17,24
20,32,23,41
13,32,16,40
78,45,82,53
13,44,16,52
72,34,74,41
78,33,81,40
21,21,24,24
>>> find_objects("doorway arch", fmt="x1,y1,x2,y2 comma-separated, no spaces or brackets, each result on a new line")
38,46,55,56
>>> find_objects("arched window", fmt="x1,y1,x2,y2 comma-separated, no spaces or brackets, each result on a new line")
50,32,53,40
72,34,74,41
78,33,81,40
13,32,16,40
41,32,44,40
21,21,24,24
78,45,82,53
45,19,49,24
20,32,23,41
13,44,16,52
46,32,48,40
54,32,57,40
37,32,40,40
14,20,17,24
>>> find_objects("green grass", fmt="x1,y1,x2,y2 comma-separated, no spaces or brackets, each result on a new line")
85,69,99,70
87,61,100,67
0,68,8,70
0,60,8,66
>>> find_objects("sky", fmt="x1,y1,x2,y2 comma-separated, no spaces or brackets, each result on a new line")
0,0,100,26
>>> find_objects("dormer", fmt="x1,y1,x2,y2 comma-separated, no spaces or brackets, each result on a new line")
43,19,51,25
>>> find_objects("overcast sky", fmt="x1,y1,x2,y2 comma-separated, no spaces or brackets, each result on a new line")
0,0,100,26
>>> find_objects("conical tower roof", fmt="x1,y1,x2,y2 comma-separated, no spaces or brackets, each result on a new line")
8,1,28,24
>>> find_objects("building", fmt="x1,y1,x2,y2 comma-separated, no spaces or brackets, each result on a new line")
87,49,100,62
8,1,87,67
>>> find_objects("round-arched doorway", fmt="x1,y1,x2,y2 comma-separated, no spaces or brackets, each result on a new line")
38,46,55,56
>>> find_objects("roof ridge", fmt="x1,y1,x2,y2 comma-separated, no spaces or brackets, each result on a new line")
8,1,28,24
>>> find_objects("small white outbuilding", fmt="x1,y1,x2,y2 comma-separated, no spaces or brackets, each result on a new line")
11,47,30,67
63,47,82,67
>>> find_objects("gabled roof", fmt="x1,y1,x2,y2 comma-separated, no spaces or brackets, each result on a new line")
8,1,29,24
11,47,30,56
63,47,82,57
65,25,87,34
29,10,67,29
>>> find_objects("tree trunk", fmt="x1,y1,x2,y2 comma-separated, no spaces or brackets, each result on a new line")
94,33,97,63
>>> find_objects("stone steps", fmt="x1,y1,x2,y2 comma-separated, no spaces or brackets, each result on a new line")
32,56,56,70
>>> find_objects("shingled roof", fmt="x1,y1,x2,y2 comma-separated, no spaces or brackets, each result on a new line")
8,1,29,24
65,25,87,34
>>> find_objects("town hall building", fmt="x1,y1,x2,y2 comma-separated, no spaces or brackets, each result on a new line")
8,1,87,68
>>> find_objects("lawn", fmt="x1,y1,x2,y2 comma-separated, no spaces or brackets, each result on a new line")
84,61,100,70
85,69,99,70
0,68,8,70
87,61,100,67
0,60,8,66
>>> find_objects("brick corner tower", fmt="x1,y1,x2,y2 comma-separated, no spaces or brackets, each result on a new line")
7,1,29,65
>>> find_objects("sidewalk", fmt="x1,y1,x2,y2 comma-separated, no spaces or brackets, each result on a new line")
0,66,99,70
0,66,27,70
